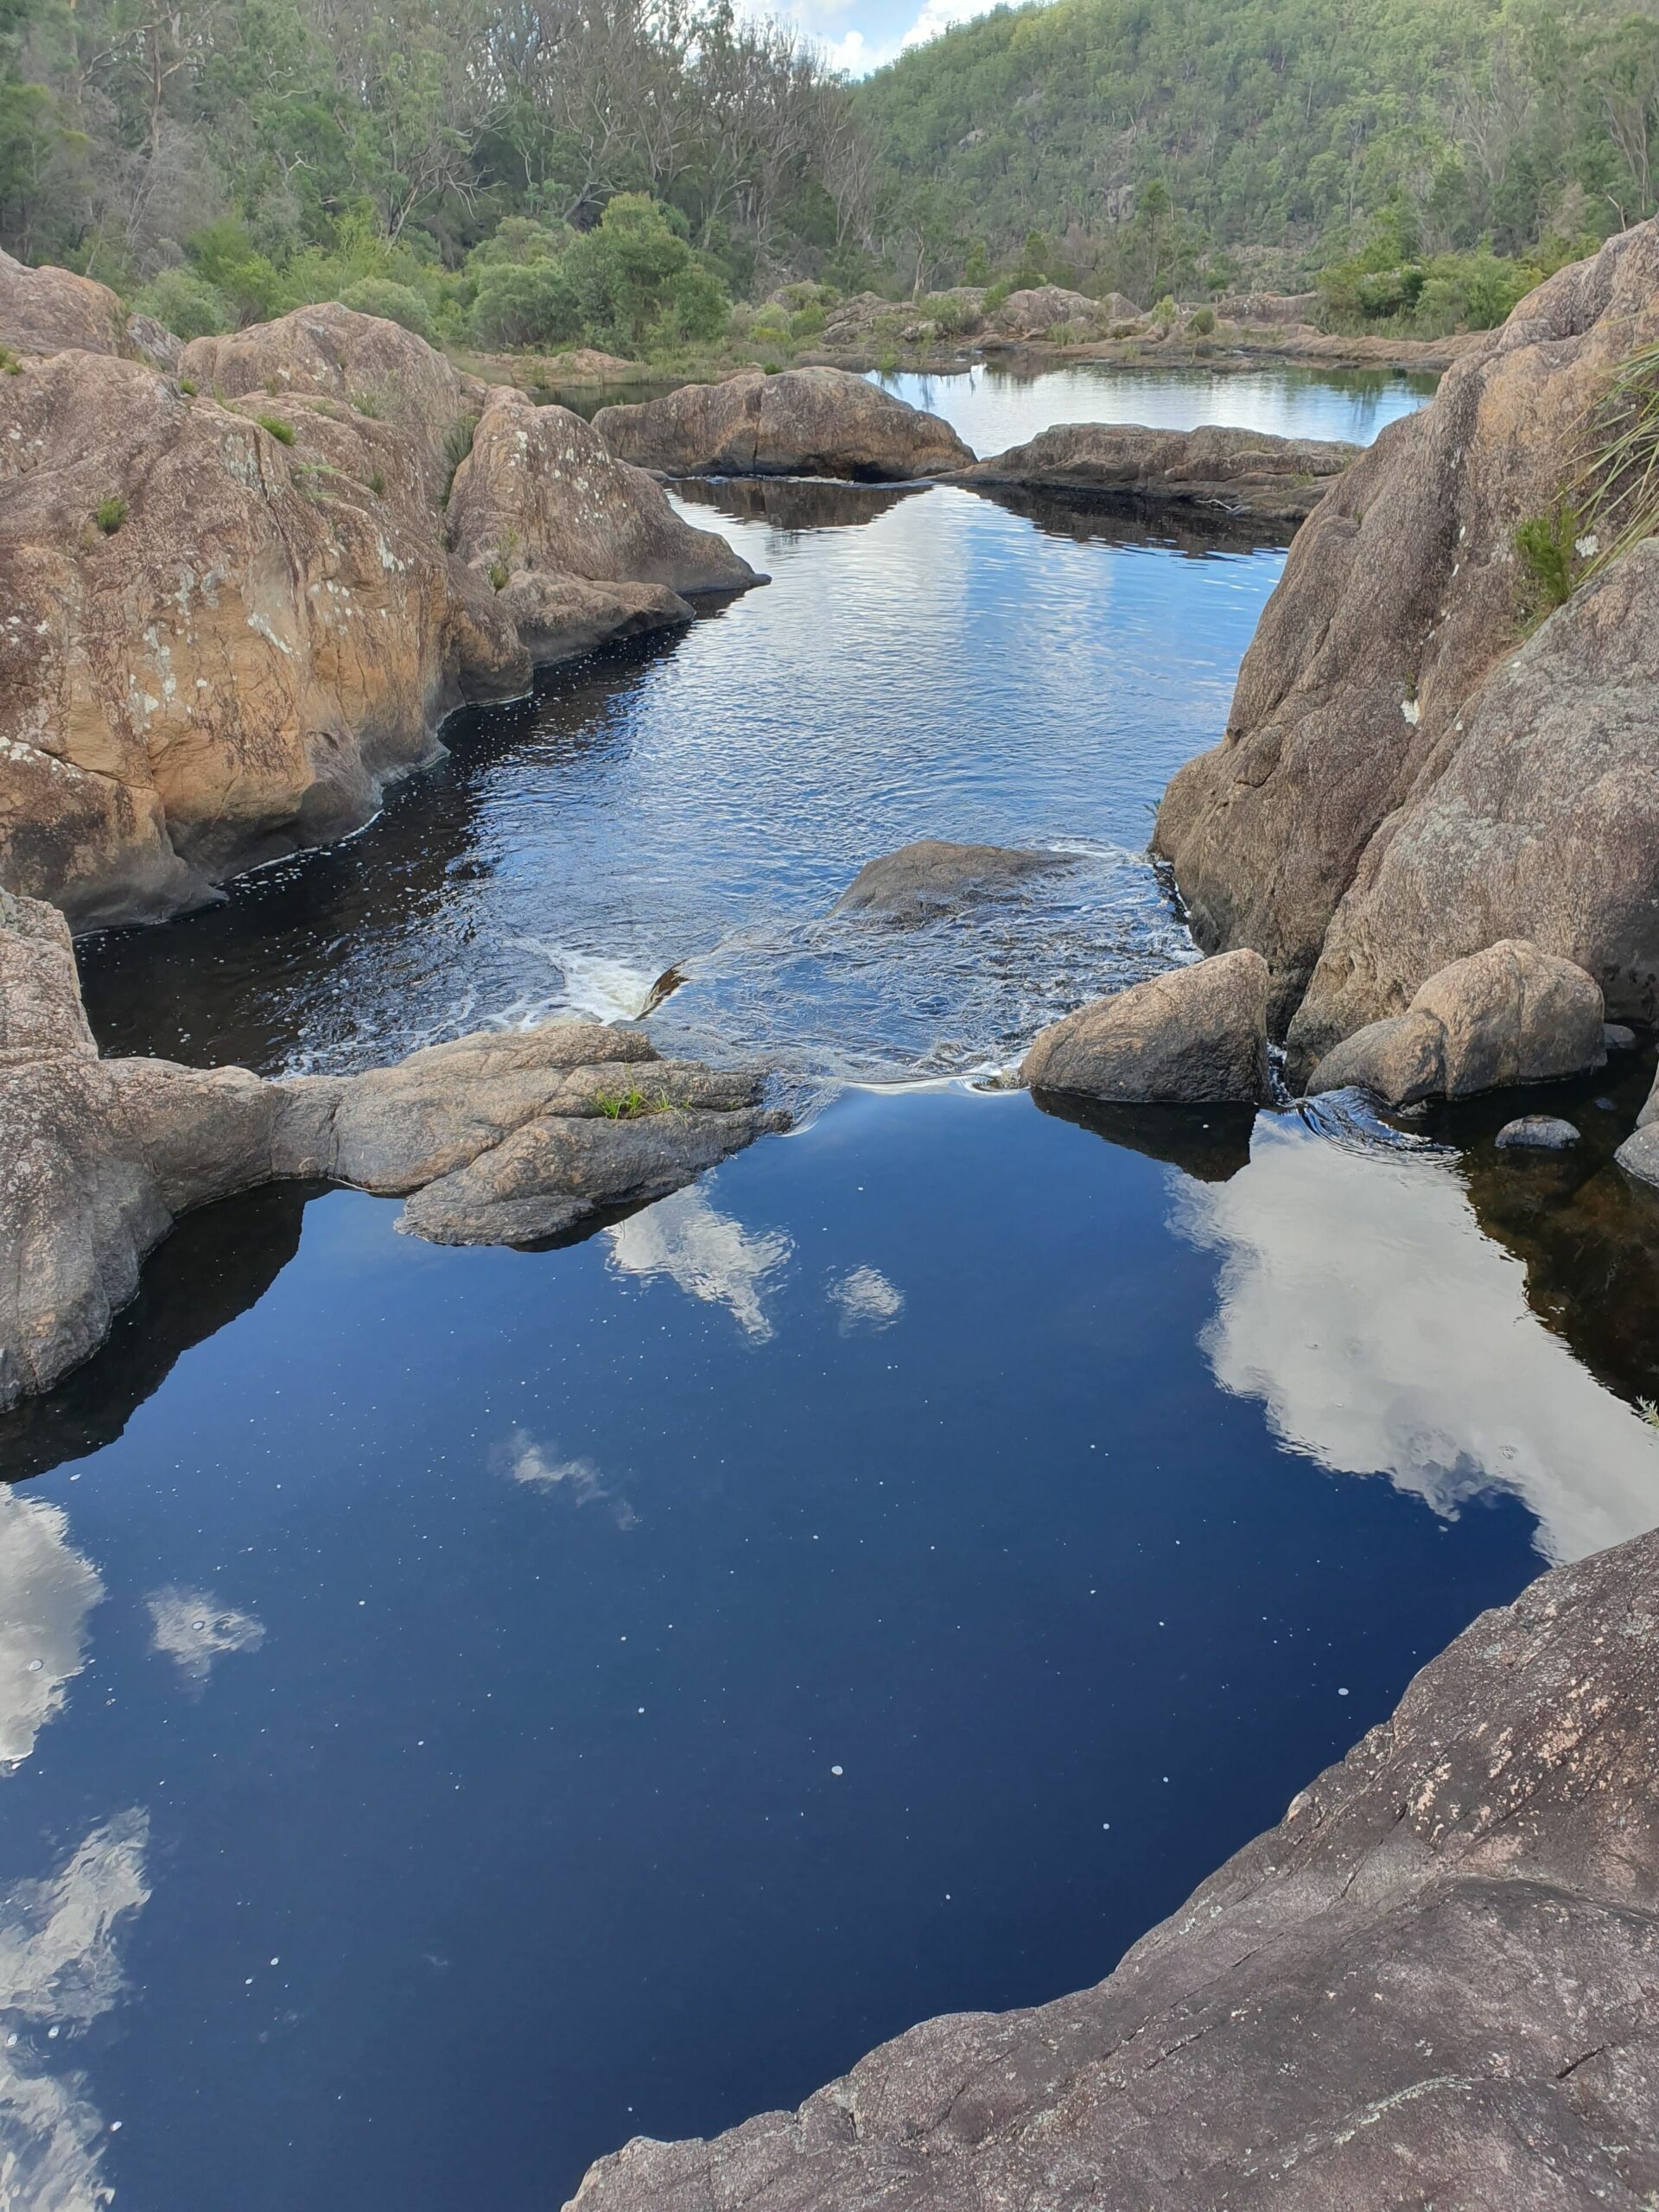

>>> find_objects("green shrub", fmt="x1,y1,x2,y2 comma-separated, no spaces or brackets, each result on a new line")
488,559,509,590
469,261,581,351
788,302,826,340
982,276,1014,314
94,496,127,532
562,194,728,353
131,268,235,341
339,278,435,340
185,218,290,325
350,391,382,418
441,412,479,504
1513,502,1578,615
178,375,198,396
366,467,385,495
254,412,295,445
1188,305,1217,335
1151,294,1179,328
0,345,22,375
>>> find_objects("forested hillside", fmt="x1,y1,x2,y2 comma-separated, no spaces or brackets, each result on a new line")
3,0,1657,346
855,0,1658,299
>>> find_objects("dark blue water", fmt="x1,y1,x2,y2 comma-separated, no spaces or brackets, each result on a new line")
10,365,1658,2211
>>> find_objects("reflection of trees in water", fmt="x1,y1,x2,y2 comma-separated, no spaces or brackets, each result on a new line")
674,477,927,533
964,483,1293,558
0,1182,311,1485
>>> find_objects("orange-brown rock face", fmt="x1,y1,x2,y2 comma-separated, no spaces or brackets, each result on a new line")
0,347,527,929
0,247,130,359
1154,219,1659,1038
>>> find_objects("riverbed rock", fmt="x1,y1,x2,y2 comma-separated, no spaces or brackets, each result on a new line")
955,423,1357,519
446,386,760,596
1306,941,1605,1105
0,346,528,930
1496,1114,1581,1150
991,285,1109,338
0,247,129,358
570,1520,1659,2212
1154,217,1659,1032
1020,949,1272,1103
1287,536,1659,1069
831,840,1073,924
181,302,491,508
0,887,786,1404
593,367,973,480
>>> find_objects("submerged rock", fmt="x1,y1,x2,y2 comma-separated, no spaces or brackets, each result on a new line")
1153,216,1659,1034
1496,1114,1581,1150
0,889,785,1406
955,422,1357,520
593,367,974,481
1020,949,1272,1104
830,840,1073,924
570,1521,1659,2211
1615,1064,1659,1190
1306,941,1605,1106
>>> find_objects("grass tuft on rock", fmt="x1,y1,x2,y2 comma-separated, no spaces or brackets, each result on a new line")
254,412,296,445
592,1086,668,1120
94,495,128,533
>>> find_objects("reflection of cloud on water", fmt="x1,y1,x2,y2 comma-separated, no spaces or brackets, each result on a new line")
829,1266,905,1332
493,1430,639,1529
145,1587,264,1691
0,1808,149,2210
607,1187,793,1340
0,1493,103,1772
1175,1114,1659,1565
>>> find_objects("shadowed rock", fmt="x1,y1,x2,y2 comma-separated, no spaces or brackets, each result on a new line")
594,367,973,481
955,422,1357,520
1615,1063,1659,1189
1030,1089,1257,1180
1154,218,1659,1032
1020,949,1272,1104
0,889,785,1406
1307,941,1605,1106
569,1522,1659,2212
831,840,1074,925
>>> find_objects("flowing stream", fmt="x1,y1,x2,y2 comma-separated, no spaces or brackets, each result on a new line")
5,359,1658,2212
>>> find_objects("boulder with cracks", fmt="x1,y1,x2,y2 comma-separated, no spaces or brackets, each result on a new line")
0,889,785,1408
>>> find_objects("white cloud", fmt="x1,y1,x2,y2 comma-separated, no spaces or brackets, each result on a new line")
0,1808,149,2212
829,1265,905,1331
0,1493,103,1772
145,1587,264,1690
899,0,983,52
1176,1114,1659,1566
607,1187,793,1340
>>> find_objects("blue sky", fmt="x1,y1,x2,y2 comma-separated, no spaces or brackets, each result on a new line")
774,0,987,77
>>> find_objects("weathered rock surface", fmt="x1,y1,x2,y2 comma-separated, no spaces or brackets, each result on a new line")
572,1521,1659,2212
1306,941,1605,1106
1614,1064,1659,1188
593,367,973,480
831,840,1072,924
1020,949,1272,1103
0,888,785,1405
2,308,760,930
955,422,1357,519
1154,217,1659,1031
0,246,130,359
1288,537,1659,1068
991,285,1112,338
1497,1114,1581,1150
447,385,759,596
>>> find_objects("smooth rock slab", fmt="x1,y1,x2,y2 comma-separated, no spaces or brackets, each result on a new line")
954,421,1357,520
570,1524,1659,2212
1020,949,1272,1104
1496,1115,1581,1150
593,367,973,482
830,841,1073,925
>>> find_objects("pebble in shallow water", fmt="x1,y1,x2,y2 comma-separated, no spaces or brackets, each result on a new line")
1495,1114,1580,1151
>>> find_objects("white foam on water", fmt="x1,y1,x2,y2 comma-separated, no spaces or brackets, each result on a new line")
510,939,669,1023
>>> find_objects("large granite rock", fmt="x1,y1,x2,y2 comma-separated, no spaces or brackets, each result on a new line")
991,284,1111,338
1289,536,1659,1068
1615,1065,1659,1189
2,313,761,931
1154,218,1659,1030
0,889,785,1405
447,385,759,597
955,422,1357,520
571,1522,1659,2211
593,368,973,480
831,840,1073,924
0,247,129,359
1306,941,1605,1106
1020,949,1272,1103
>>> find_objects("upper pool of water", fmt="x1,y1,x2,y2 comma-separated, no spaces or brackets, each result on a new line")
11,362,1658,2212
76,364,1429,1088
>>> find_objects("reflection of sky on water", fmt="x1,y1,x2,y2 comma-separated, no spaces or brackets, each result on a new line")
0,1808,149,2212
145,1586,265,1691
606,1184,794,1339
0,1491,102,1772
1178,1114,1659,1564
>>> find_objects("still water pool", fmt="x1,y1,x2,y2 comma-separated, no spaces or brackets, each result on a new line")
10,365,1659,2211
